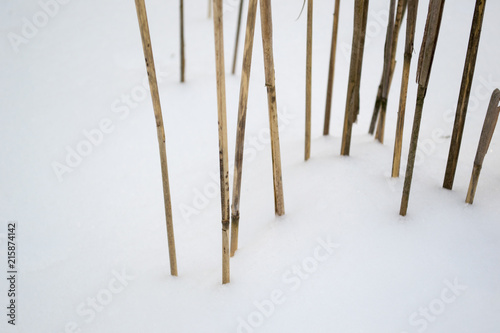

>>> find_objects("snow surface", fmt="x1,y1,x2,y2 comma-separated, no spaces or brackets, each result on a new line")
1,0,500,332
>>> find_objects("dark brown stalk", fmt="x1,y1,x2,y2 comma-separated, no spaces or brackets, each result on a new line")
443,0,487,190
466,89,500,204
180,0,185,82
374,0,397,143
352,0,369,122
340,0,369,156
323,0,341,136
305,0,313,160
369,0,408,134
400,0,445,216
392,0,419,178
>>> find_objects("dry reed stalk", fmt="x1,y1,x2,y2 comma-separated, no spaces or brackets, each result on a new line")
352,0,368,122
230,0,258,257
180,0,185,82
340,0,369,156
369,0,408,135
391,0,419,178
231,0,245,74
323,0,341,136
443,0,487,190
466,89,500,204
305,0,313,160
374,0,397,143
212,0,231,284
400,0,445,216
134,0,177,276
259,0,285,216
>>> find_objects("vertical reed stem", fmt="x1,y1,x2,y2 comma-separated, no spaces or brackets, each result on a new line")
465,89,500,204
400,0,445,216
443,0,487,190
323,0,341,136
180,0,185,82
374,0,397,143
230,0,259,257
260,0,285,216
392,0,418,178
134,0,177,276
305,0,313,160
341,0,369,156
212,0,230,284
231,0,245,74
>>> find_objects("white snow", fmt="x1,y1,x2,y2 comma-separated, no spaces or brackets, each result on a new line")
1,0,500,332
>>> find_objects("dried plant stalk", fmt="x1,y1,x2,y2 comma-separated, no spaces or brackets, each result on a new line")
443,0,487,190
341,0,369,156
323,0,341,136
392,0,418,178
305,0,313,160
400,0,445,216
231,0,245,74
466,89,500,204
134,0,177,276
212,0,230,284
230,0,258,257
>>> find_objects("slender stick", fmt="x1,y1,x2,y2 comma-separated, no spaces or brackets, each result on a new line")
443,0,487,190
374,0,397,143
180,0,185,82
134,0,177,276
466,89,500,204
305,0,313,160
340,0,369,156
230,0,259,257
323,0,341,136
352,0,369,122
260,0,285,216
392,0,419,178
400,85,426,216
400,0,445,216
212,0,230,284
369,0,408,134
368,79,383,135
208,0,212,18
231,0,245,74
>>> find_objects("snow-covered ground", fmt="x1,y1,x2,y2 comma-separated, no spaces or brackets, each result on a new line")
1,0,500,332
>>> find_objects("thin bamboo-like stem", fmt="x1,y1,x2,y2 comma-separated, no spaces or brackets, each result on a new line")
466,89,500,204
374,0,397,143
443,0,487,190
392,0,419,178
400,0,445,216
340,0,369,156
230,0,258,257
180,0,185,82
134,0,177,276
305,0,313,160
323,0,341,136
341,0,361,155
208,0,212,18
369,0,408,134
260,0,285,215
368,80,383,134
400,85,426,216
231,0,245,74
352,0,368,122
212,0,230,284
